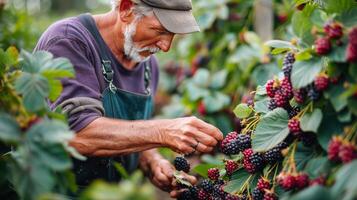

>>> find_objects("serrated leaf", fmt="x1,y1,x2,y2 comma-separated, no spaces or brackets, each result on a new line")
203,92,230,113
14,73,49,112
252,108,290,152
300,109,323,133
324,84,348,112
0,113,21,143
291,185,332,200
47,79,63,102
254,98,270,114
291,58,323,89
331,161,357,200
233,104,253,119
193,163,218,178
31,143,72,171
295,50,312,61
223,169,251,194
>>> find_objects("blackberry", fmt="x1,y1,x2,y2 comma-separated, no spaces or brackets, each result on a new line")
257,178,271,191
314,75,329,91
282,52,295,78
237,134,251,151
252,187,264,200
324,22,343,39
221,132,238,152
293,88,306,104
212,182,225,198
264,147,283,165
278,173,296,191
189,186,199,199
225,194,240,200
268,99,277,111
315,37,332,55
208,168,220,181
221,139,240,155
225,160,239,176
250,153,265,171
274,89,288,107
287,106,300,119
201,179,214,193
338,142,357,163
178,190,193,200
174,157,190,173
263,192,278,200
295,173,310,190
288,118,301,133
281,77,293,100
198,189,211,200
243,149,256,173
307,85,321,101
266,80,276,98
328,136,342,162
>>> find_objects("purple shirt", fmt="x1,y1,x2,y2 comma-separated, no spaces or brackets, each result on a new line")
34,16,159,132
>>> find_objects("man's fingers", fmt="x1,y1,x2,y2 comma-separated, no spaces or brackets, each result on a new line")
182,173,197,185
155,169,171,186
193,118,224,141
187,129,218,147
196,142,214,153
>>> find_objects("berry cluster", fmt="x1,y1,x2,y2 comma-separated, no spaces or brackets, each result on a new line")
315,21,345,56
221,131,251,155
327,136,357,164
243,148,265,173
347,27,357,62
277,172,310,191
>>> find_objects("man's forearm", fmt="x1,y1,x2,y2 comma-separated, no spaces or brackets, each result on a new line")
69,117,166,157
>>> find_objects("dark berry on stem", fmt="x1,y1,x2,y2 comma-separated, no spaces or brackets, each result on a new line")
295,173,310,190
324,22,343,40
338,143,357,164
237,134,251,151
198,189,211,200
257,178,271,191
264,147,283,164
225,160,239,176
268,99,277,111
174,157,190,173
294,88,306,104
307,85,321,101
201,179,214,193
252,187,264,200
314,75,329,91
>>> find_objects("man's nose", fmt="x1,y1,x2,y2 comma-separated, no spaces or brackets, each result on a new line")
157,34,175,52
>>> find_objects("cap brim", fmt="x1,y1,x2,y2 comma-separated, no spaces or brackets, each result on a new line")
153,8,200,34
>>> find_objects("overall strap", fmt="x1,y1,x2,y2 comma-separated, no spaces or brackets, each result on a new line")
144,60,152,95
78,13,117,92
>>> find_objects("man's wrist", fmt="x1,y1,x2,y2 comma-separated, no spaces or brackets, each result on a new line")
139,149,164,172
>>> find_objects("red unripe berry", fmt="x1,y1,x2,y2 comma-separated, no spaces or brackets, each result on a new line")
207,168,220,181
295,173,310,189
339,142,357,164
315,37,332,55
263,191,278,200
266,79,276,98
314,75,330,91
288,118,301,133
225,160,239,176
257,178,271,191
324,22,343,39
198,101,206,115
328,136,343,162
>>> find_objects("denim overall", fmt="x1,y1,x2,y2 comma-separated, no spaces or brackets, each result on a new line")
75,14,153,185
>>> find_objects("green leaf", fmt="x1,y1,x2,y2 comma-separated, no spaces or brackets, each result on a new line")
186,82,209,101
324,84,348,112
203,92,230,113
338,7,357,27
271,48,289,55
300,109,323,133
331,160,357,200
223,169,251,194
114,162,129,180
47,79,63,102
291,5,315,45
254,98,270,114
31,143,72,171
265,40,296,50
193,69,210,87
193,163,219,178
252,108,290,152
26,119,74,144
295,50,313,61
0,113,21,143
328,44,347,63
304,157,331,177
317,112,343,151
15,73,49,112
210,70,228,89
291,58,323,89
291,185,332,200
233,104,253,119
348,98,357,116
324,0,356,14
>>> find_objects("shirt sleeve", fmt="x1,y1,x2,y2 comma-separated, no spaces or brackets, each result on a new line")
41,37,104,132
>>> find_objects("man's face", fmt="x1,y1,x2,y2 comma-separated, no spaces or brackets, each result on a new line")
123,14,175,62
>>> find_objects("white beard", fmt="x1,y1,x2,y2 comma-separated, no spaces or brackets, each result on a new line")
123,18,161,63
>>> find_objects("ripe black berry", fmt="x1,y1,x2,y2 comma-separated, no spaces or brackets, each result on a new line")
268,99,277,111
252,187,264,200
307,85,321,101
287,106,300,119
250,153,265,171
212,182,225,198
178,190,193,200
221,139,240,155
201,179,214,193
282,52,295,78
274,89,288,107
264,147,283,165
237,134,251,151
174,157,190,173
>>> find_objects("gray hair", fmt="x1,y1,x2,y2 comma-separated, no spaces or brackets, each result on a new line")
111,0,153,18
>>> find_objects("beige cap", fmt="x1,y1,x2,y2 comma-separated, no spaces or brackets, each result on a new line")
140,0,200,34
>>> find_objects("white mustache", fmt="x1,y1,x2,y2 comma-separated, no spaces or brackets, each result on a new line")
136,47,161,54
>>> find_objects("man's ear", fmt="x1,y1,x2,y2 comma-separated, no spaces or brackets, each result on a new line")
119,0,134,23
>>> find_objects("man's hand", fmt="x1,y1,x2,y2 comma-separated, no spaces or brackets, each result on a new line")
160,116,224,155
148,158,197,196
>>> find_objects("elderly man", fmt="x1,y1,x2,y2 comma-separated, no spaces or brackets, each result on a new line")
35,0,223,197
